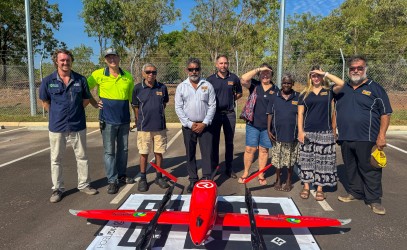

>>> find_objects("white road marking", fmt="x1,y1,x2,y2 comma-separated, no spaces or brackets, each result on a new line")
0,129,99,169
0,127,27,134
310,190,334,211
109,184,135,204
387,143,407,154
110,129,183,204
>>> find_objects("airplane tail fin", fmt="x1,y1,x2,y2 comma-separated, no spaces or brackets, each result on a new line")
149,161,177,183
243,163,273,184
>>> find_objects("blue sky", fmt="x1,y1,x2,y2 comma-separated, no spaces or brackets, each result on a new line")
41,0,344,64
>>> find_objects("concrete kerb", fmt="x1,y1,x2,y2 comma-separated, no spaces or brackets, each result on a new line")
1,122,406,132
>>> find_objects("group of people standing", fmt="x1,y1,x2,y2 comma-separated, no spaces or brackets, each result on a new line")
40,48,392,215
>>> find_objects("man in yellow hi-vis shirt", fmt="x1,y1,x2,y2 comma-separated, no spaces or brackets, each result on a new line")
88,48,135,194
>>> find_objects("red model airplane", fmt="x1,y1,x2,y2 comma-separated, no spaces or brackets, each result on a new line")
70,163,350,248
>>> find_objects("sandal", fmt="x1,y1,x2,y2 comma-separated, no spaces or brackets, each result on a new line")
300,188,310,199
238,177,247,184
315,191,325,201
258,178,267,186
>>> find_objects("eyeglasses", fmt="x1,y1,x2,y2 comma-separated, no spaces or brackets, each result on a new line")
282,82,293,85
349,66,365,72
187,68,200,72
145,71,157,75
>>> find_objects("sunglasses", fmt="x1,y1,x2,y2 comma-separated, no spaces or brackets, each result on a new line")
282,82,293,85
187,68,200,72
145,70,157,75
349,66,365,72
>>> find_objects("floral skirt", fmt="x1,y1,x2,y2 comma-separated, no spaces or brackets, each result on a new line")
271,141,299,169
298,130,337,186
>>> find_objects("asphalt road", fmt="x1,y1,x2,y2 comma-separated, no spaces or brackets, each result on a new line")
0,126,406,250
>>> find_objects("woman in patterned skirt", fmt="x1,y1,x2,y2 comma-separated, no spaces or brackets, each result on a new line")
267,73,299,192
297,66,344,201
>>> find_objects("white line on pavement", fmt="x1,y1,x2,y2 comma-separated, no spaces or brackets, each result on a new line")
0,127,27,134
0,129,100,169
387,143,407,154
110,183,136,204
310,190,334,211
110,129,183,204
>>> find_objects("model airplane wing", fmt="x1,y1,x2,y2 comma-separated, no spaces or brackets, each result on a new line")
70,209,190,225
216,213,351,228
71,209,349,228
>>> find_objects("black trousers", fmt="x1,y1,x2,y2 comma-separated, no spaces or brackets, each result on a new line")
182,126,213,182
341,141,383,204
211,111,236,171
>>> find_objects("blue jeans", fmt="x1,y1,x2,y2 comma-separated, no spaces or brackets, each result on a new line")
101,123,130,183
245,123,272,148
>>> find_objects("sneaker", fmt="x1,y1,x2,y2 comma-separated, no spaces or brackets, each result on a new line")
187,182,196,193
107,183,119,194
155,177,170,189
80,186,98,195
368,203,386,215
118,176,135,184
338,193,358,202
50,190,63,203
225,169,237,179
138,178,149,192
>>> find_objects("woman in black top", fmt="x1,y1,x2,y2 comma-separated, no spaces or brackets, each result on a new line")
298,66,344,201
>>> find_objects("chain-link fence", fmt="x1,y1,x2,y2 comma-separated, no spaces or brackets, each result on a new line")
1,58,406,124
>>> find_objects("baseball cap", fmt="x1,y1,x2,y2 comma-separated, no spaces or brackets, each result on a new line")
104,48,118,57
371,145,387,168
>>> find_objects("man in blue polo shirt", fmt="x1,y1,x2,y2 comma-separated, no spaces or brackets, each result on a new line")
207,55,242,179
40,48,98,203
88,48,135,194
335,55,392,215
131,63,170,192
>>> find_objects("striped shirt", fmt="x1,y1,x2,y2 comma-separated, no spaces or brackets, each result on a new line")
175,78,216,128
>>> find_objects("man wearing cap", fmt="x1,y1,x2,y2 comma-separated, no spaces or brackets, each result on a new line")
40,48,98,203
335,55,392,215
206,55,242,179
88,48,135,194
131,63,170,192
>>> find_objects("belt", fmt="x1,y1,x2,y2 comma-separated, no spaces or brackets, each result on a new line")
218,110,234,114
192,121,203,123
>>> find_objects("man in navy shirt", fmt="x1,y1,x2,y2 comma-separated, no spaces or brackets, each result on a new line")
131,63,170,192
207,55,242,178
335,55,392,215
39,49,98,203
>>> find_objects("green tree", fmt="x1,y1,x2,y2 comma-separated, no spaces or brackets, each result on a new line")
188,0,279,69
81,0,122,61
71,44,96,76
81,0,180,63
0,0,63,65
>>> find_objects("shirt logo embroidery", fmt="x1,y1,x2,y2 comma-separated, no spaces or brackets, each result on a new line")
269,90,274,94
74,82,80,87
49,84,59,88
320,91,328,96
227,81,234,86
156,91,163,96
201,86,208,91
362,90,371,96
292,101,298,105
